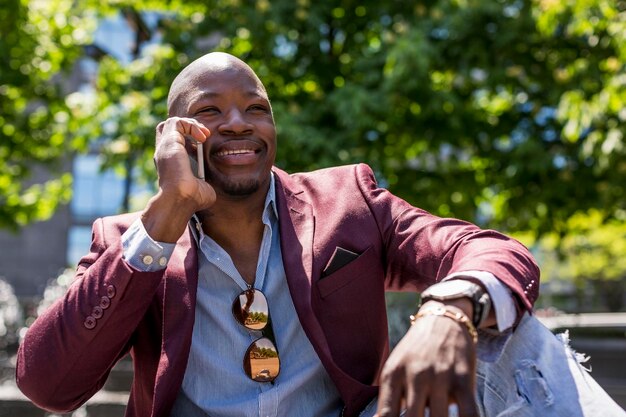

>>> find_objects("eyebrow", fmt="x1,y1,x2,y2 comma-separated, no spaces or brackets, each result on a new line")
189,89,267,102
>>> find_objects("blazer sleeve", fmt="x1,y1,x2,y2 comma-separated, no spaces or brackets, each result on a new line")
16,216,166,413
354,163,540,316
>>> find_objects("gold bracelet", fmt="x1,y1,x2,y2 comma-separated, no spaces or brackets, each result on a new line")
410,306,478,344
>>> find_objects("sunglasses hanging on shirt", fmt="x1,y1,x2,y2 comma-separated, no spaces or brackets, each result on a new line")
232,288,280,382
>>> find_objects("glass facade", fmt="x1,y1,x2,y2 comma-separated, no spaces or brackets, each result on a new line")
67,154,153,266
71,155,127,222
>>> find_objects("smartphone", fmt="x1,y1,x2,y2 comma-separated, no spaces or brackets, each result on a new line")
187,138,205,180
196,142,205,179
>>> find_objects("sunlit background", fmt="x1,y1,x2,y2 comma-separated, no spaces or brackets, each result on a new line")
0,0,625,414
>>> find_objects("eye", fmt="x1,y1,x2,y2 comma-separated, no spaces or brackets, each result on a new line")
196,106,220,115
247,104,270,113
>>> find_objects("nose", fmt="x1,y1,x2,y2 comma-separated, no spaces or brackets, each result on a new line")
218,109,253,136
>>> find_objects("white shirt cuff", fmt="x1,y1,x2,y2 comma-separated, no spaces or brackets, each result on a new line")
444,270,517,331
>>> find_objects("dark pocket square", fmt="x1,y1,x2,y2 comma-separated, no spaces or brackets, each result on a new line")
322,247,360,278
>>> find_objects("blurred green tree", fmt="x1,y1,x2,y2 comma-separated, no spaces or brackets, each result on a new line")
517,210,626,311
0,0,93,229
2,0,625,242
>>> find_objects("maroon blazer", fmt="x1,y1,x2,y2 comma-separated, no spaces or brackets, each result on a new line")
17,164,539,417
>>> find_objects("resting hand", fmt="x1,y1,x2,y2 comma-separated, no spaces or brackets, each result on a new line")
375,300,479,417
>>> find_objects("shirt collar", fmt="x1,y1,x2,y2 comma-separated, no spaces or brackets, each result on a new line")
265,171,278,220
190,172,278,244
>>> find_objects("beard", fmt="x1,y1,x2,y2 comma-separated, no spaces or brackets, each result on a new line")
205,168,261,197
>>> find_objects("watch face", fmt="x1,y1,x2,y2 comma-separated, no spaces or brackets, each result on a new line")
425,280,480,299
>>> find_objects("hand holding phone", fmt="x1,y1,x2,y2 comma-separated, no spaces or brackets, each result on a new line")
155,116,213,204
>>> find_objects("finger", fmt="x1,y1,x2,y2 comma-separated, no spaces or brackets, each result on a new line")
197,123,211,137
175,117,209,142
189,122,210,143
376,371,404,417
376,386,403,416
155,118,185,151
451,353,477,417
455,400,479,417
158,117,204,144
155,121,167,148
452,386,478,417
403,385,427,417
427,386,450,417
156,121,166,135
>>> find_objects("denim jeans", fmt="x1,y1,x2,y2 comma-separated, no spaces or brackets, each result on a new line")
476,313,625,417
361,314,625,417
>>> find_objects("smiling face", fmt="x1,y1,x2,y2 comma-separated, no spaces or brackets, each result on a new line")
167,53,276,198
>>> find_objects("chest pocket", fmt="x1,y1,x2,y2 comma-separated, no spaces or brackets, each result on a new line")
316,246,374,298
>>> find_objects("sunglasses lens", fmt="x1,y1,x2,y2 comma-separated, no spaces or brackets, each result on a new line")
233,289,269,331
244,337,280,382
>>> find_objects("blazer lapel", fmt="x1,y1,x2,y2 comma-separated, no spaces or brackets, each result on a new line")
273,169,333,361
152,226,199,415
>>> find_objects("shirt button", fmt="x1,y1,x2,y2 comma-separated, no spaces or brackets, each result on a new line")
106,285,116,299
92,306,104,319
100,296,111,309
158,256,167,267
84,316,96,330
142,255,154,265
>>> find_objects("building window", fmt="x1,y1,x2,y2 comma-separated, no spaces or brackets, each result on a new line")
71,154,127,222
67,154,154,266
67,225,93,266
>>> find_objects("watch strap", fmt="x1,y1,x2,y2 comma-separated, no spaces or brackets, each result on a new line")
421,280,491,327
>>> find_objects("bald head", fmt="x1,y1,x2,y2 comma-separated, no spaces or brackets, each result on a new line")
167,52,268,117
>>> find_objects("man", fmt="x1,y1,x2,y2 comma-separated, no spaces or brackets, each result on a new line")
17,52,624,417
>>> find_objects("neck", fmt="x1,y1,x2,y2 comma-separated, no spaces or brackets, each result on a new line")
196,185,270,285
197,182,269,243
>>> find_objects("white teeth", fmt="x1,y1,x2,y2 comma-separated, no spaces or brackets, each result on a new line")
216,149,255,156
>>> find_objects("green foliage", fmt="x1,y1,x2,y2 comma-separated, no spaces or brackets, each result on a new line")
0,0,94,229
519,210,626,283
515,210,626,311
2,0,625,242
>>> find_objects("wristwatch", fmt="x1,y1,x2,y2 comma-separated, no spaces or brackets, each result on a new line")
421,280,491,327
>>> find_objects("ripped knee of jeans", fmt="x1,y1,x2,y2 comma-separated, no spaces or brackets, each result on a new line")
514,360,555,407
